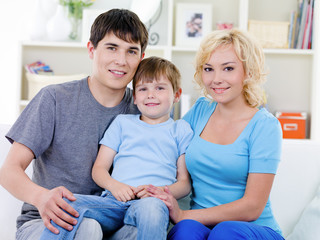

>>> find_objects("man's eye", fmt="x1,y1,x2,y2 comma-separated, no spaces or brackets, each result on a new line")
128,50,138,55
107,47,116,51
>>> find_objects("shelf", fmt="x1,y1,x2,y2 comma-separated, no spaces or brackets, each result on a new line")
264,48,314,55
21,40,86,48
16,0,320,140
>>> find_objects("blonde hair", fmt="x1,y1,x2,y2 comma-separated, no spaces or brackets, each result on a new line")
194,29,267,108
133,56,181,93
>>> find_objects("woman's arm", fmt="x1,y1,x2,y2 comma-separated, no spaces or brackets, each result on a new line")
92,145,136,202
149,172,274,226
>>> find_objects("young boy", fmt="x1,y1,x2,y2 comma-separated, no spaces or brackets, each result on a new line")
0,9,148,240
40,56,193,240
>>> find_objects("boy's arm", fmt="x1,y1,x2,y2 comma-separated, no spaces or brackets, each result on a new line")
92,145,136,202
166,154,191,199
0,142,79,234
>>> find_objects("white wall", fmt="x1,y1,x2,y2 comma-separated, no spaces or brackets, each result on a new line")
0,0,150,125
0,0,36,125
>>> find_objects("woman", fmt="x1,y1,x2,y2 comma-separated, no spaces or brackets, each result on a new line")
148,29,284,240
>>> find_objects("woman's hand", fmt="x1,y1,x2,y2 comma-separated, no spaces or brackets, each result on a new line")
147,184,183,224
134,185,164,199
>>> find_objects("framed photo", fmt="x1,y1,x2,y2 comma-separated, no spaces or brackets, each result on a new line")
81,9,110,43
175,3,212,47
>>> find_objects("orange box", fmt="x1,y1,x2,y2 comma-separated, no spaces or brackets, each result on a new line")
275,112,307,139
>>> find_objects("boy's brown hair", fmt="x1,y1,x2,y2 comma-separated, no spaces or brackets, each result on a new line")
133,56,181,93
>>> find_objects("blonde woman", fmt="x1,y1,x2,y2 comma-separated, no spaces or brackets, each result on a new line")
149,29,284,240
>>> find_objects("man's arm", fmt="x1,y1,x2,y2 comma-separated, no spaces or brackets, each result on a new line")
0,142,79,234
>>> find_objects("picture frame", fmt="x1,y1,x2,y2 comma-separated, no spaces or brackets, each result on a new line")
81,9,109,43
175,3,212,47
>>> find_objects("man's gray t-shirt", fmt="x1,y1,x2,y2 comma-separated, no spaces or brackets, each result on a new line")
6,78,139,229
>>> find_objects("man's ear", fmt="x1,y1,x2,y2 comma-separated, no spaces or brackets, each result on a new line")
174,88,182,103
87,41,95,59
141,52,145,60
133,92,137,105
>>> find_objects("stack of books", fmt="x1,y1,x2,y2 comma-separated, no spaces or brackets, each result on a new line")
25,61,53,75
289,0,314,49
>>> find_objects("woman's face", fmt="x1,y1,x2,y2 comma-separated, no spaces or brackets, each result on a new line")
201,44,246,106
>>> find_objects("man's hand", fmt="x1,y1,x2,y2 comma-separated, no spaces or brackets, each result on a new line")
35,186,79,234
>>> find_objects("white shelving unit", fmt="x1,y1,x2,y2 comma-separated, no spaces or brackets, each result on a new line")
18,0,320,140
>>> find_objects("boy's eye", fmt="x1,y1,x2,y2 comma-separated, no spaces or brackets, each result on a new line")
138,87,146,91
157,86,165,90
107,47,116,51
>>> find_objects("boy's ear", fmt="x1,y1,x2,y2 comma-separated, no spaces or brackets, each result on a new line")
174,88,182,103
87,41,95,59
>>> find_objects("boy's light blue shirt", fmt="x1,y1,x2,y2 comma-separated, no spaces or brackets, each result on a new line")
99,114,193,187
183,97,283,235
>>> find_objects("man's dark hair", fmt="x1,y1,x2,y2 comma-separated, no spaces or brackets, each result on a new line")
90,9,149,55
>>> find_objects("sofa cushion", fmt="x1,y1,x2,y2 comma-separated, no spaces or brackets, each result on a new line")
270,140,320,237
286,185,320,240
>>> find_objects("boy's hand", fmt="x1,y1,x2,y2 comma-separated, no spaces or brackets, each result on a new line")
35,186,79,234
109,181,136,202
135,185,164,199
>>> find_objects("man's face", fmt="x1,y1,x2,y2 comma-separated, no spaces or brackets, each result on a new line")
88,32,144,92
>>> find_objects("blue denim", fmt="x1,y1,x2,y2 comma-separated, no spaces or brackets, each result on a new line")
168,219,285,240
40,191,169,240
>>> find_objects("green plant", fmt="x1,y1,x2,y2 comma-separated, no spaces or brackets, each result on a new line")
59,0,95,19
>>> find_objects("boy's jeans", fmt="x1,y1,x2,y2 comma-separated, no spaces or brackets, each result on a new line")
40,191,169,240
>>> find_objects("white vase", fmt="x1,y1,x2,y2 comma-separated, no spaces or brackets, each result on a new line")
29,0,48,40
47,5,72,41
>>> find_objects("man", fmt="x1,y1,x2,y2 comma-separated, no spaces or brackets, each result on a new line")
0,9,148,239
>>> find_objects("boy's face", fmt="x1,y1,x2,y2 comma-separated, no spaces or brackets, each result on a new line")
88,33,144,92
134,76,181,124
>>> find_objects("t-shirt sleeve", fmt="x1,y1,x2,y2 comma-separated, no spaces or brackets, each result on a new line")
6,87,56,158
249,114,283,174
183,97,207,130
99,115,122,152
176,119,194,156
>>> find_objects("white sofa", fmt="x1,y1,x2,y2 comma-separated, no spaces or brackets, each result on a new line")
1,123,320,240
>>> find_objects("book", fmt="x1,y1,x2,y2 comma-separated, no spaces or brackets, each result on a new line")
296,0,309,49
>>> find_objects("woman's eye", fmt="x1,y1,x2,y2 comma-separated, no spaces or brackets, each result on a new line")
203,67,213,72
225,66,234,71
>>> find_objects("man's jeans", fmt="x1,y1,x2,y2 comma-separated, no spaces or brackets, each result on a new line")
16,218,103,240
40,191,169,240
